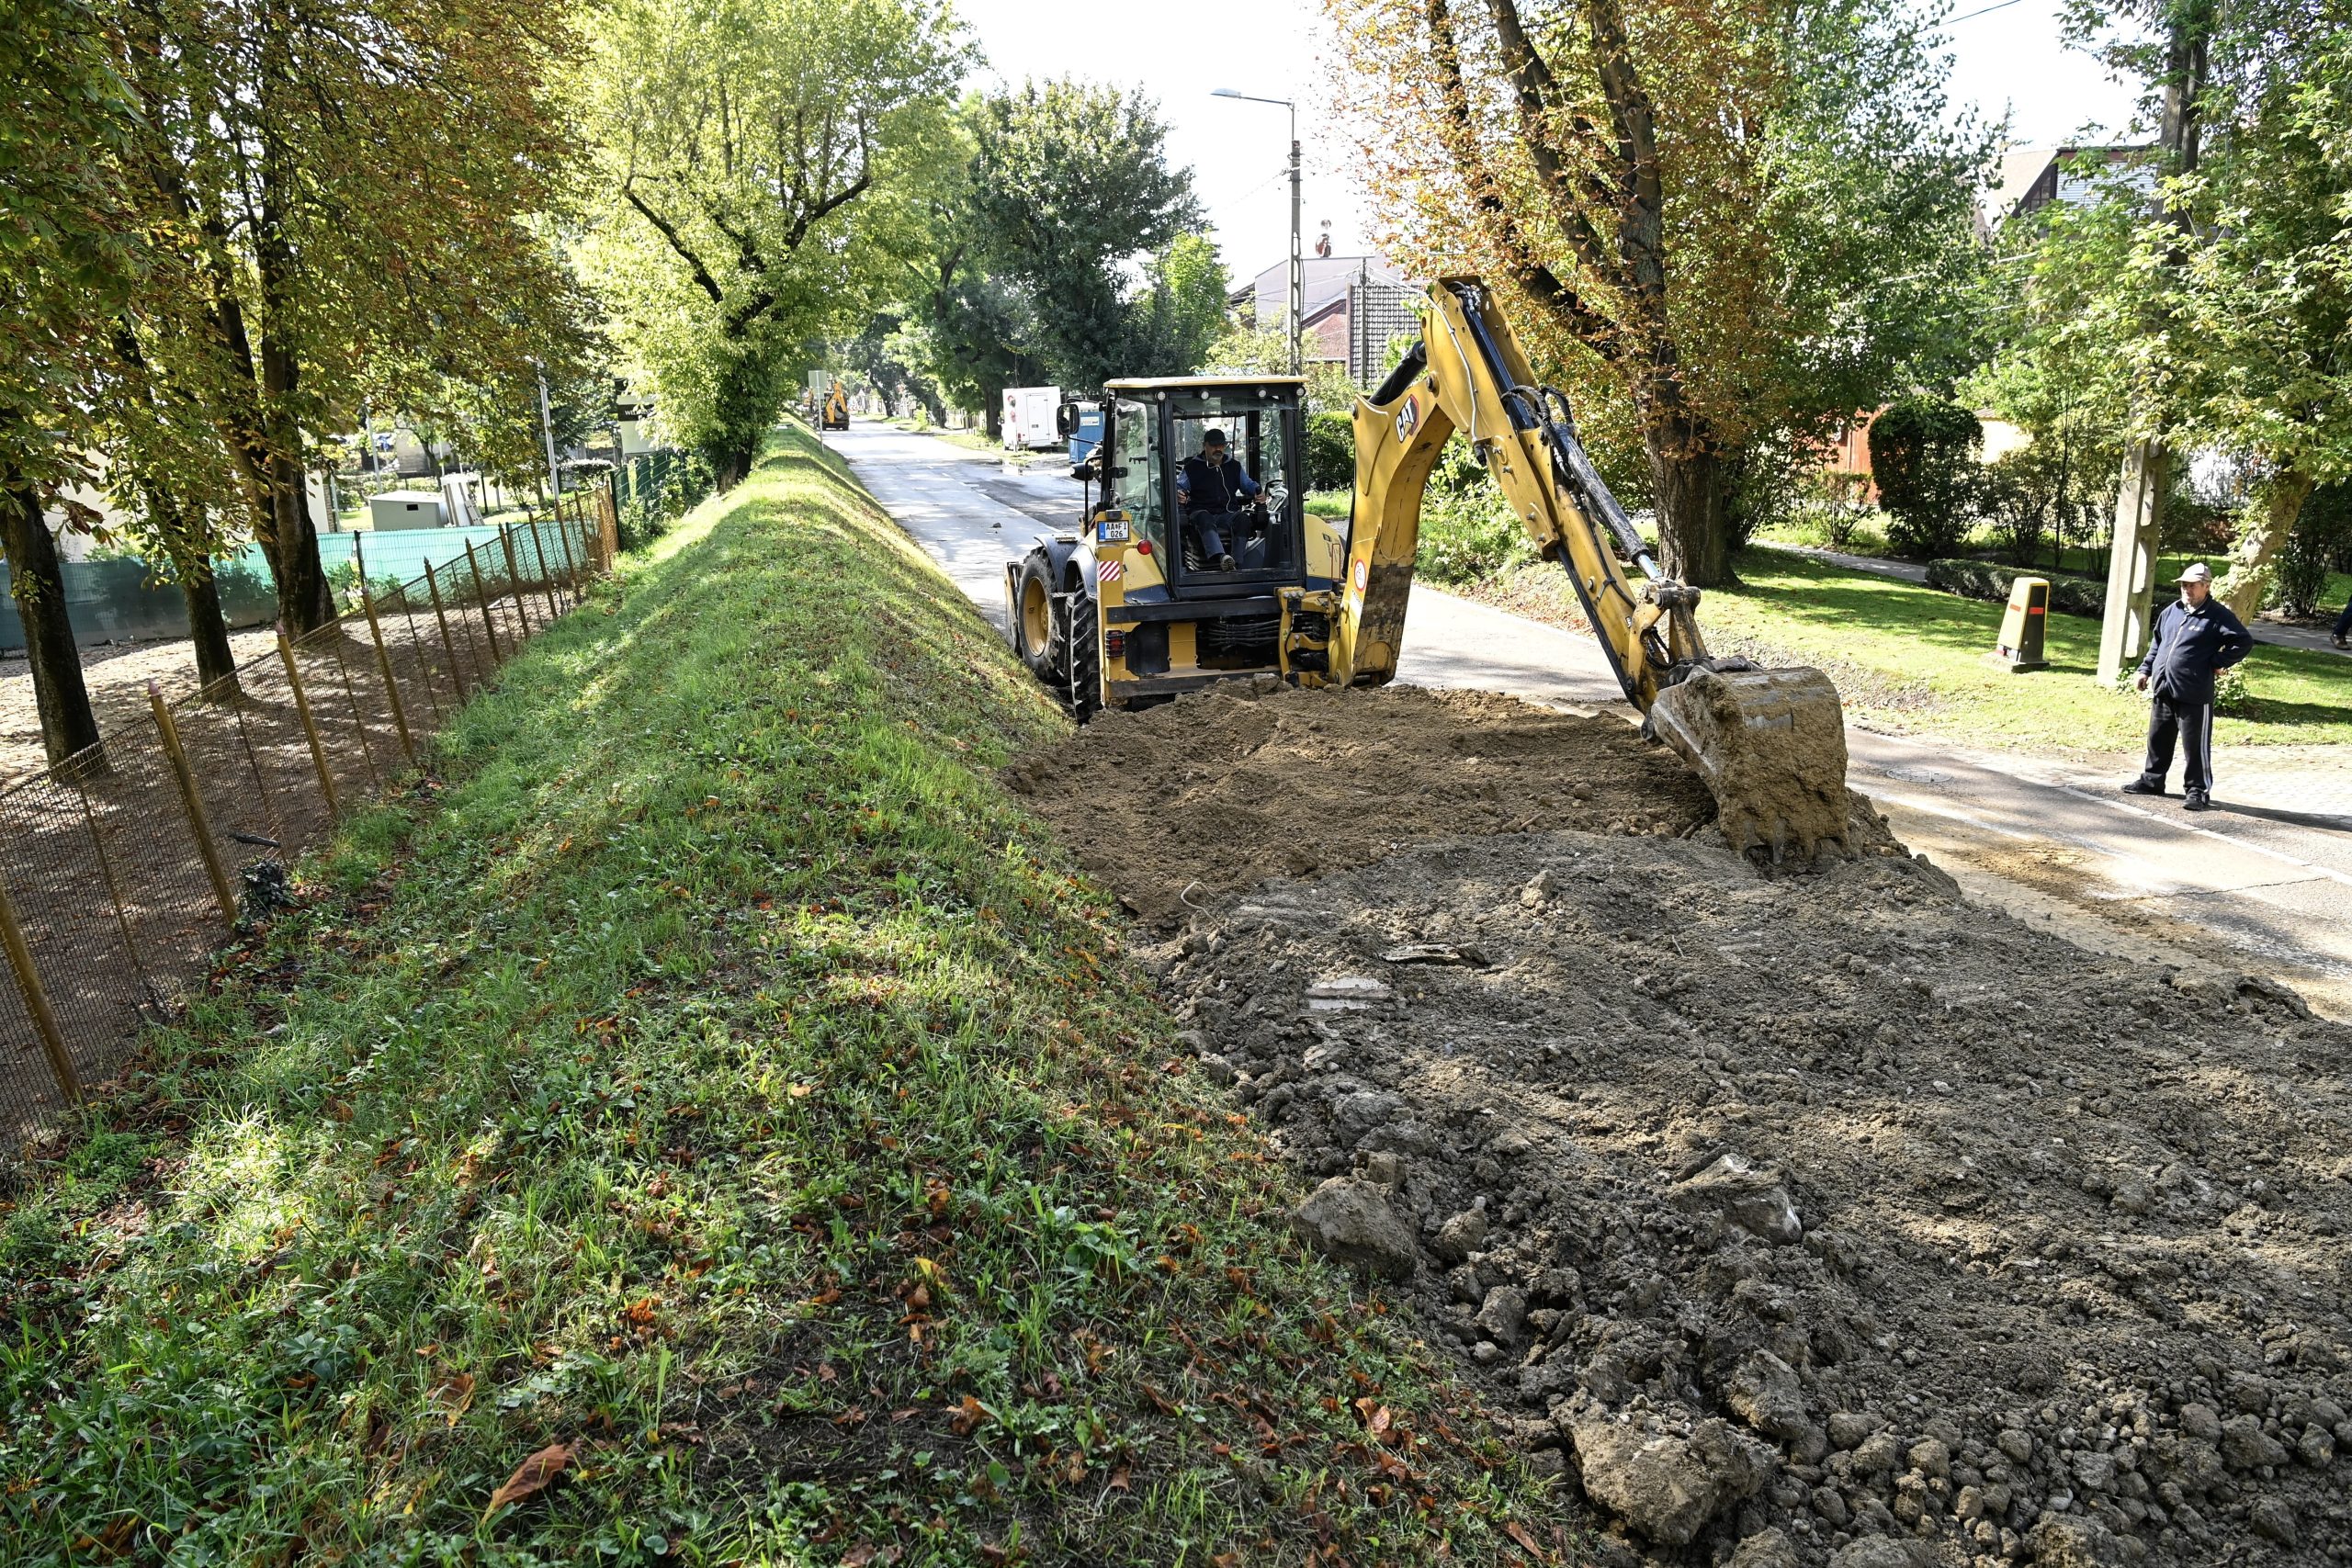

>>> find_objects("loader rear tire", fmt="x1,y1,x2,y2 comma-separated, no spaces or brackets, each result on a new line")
1015,554,1059,681
1069,592,1102,724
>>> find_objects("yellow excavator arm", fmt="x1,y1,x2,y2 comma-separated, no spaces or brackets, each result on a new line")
1329,277,1853,861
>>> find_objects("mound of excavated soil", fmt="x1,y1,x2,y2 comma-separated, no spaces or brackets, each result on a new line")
1014,681,1763,924
1020,683,2352,1568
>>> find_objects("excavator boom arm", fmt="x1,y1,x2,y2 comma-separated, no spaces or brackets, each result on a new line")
1333,280,1700,705
1329,277,1853,862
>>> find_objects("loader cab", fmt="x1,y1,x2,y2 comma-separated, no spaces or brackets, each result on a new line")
1098,378,1306,594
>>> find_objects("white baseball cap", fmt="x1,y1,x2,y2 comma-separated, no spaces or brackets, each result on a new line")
2176,562,2211,583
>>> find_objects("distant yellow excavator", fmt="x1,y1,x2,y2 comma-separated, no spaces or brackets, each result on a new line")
1006,277,1851,859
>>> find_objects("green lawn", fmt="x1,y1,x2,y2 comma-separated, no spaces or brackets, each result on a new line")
0,427,1553,1565
1701,553,2352,754
1749,520,2352,620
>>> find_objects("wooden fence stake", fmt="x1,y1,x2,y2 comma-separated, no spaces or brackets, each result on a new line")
526,520,561,621
423,558,469,701
277,627,341,817
0,877,81,1105
147,683,240,924
550,502,583,601
356,583,417,766
498,525,534,638
464,539,506,665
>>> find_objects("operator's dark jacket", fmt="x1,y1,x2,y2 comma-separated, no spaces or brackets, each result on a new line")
2137,596,2254,704
1178,454,1259,513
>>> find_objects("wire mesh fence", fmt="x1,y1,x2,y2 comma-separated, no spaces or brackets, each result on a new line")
0,479,621,1150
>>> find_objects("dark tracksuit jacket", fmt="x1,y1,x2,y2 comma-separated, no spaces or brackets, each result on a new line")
2136,595,2253,794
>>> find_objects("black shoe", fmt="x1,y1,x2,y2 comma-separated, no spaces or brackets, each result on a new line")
2120,778,2166,796
2184,792,2212,811
1216,554,1237,572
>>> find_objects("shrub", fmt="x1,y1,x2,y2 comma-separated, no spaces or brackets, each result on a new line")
1870,398,1983,559
1414,440,1533,583
2272,481,2352,617
1927,557,2106,618
1801,469,1874,551
1304,412,1354,493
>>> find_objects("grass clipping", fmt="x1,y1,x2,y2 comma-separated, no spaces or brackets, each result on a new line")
0,427,1559,1566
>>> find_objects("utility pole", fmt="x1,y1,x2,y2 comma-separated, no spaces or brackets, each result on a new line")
1212,88,1302,374
2097,5,2210,682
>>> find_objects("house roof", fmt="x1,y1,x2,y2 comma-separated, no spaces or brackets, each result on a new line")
1228,255,1407,319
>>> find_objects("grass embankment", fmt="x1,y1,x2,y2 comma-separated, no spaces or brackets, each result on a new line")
1475,550,2351,754
0,427,1550,1565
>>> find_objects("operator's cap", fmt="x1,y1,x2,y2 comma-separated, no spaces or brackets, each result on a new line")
1204,428,1228,446
2176,562,2212,583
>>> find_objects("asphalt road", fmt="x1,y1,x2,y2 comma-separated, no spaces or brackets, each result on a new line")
829,423,2352,1016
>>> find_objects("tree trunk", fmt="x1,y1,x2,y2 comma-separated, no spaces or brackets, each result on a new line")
2219,469,2313,622
1645,425,1733,588
178,562,240,696
0,476,102,766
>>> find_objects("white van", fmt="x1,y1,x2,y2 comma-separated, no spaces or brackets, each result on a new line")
1000,386,1061,452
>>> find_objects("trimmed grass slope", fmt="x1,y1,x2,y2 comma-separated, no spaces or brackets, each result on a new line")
0,428,1554,1566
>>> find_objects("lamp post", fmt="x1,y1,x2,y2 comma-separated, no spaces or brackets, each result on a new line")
1212,88,1301,376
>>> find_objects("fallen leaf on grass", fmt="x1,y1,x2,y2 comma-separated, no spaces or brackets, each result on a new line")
431,1371,477,1425
481,1442,571,1520
1108,1463,1132,1492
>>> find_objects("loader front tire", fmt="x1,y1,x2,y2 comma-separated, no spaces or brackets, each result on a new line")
1069,592,1102,724
1015,554,1059,681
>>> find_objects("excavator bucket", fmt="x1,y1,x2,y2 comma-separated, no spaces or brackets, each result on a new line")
1646,666,1852,863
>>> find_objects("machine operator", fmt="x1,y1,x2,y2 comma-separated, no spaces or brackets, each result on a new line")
1175,427,1259,573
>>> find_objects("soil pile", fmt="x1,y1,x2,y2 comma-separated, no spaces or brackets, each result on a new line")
1009,682,1719,924
1018,683,2352,1568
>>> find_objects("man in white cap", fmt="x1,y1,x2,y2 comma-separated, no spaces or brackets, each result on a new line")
2122,561,2252,811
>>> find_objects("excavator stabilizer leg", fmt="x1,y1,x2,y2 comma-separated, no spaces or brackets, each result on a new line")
1646,666,1851,863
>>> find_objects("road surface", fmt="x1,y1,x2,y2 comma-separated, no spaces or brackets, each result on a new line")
829,423,2352,1017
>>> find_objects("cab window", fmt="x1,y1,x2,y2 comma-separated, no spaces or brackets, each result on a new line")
1111,400,1165,552
1169,397,1299,578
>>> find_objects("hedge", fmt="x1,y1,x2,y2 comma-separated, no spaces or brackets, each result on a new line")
1927,558,2107,618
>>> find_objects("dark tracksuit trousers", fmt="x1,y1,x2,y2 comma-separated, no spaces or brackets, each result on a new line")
2143,695,2217,797
2334,591,2352,641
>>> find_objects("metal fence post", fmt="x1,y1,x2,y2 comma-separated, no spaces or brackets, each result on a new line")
423,558,470,701
147,683,240,924
277,627,342,818
464,539,505,665
0,877,80,1105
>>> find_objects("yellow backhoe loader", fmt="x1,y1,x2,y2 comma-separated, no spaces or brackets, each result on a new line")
1004,277,1851,860
820,381,851,432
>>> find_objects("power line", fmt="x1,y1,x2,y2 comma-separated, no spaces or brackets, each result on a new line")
1945,0,2027,23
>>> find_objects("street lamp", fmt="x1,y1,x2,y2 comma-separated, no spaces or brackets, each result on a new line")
1212,88,1302,376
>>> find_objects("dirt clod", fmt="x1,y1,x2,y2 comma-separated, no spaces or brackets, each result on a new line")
1024,682,2352,1565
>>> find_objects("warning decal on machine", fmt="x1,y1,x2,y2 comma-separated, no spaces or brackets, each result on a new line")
1097,558,1124,584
